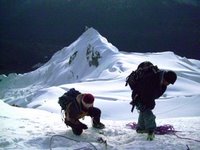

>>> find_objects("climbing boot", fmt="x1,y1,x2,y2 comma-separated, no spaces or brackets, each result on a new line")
147,131,155,141
93,122,105,129
136,127,146,134
136,128,146,134
72,128,83,135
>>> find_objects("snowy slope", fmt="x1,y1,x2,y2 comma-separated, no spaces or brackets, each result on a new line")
0,28,200,149
1,100,200,150
0,28,200,111
0,28,119,87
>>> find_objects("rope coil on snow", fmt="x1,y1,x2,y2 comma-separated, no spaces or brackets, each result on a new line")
126,122,200,143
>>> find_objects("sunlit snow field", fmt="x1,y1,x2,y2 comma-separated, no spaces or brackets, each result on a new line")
1,28,200,149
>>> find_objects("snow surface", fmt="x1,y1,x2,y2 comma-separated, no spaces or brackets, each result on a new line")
0,28,200,150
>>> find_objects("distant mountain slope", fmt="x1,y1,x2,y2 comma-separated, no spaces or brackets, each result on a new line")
0,28,200,107
1,0,200,74
0,28,123,90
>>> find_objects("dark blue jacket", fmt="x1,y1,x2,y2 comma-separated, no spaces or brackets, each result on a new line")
136,71,167,110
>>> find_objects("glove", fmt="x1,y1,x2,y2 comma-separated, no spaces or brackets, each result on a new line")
130,94,140,113
78,123,88,130
130,100,135,113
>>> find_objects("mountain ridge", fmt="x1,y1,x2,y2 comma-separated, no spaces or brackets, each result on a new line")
0,28,200,109
1,0,200,75
0,28,121,88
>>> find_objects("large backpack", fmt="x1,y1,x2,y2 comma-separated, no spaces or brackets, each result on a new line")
58,88,81,111
125,61,159,91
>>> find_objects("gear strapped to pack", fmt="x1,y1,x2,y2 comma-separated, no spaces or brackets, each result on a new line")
58,88,81,111
125,61,160,112
125,61,159,91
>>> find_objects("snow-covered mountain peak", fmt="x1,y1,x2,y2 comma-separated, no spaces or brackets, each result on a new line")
0,27,200,125
0,28,122,89
49,27,118,63
38,27,122,85
77,27,118,53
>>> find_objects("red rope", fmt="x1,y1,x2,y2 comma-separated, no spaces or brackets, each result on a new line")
126,122,200,143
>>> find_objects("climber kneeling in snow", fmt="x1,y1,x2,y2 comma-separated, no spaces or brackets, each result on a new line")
126,61,177,140
58,88,105,135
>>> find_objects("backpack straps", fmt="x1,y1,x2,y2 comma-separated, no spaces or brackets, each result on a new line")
160,70,166,85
